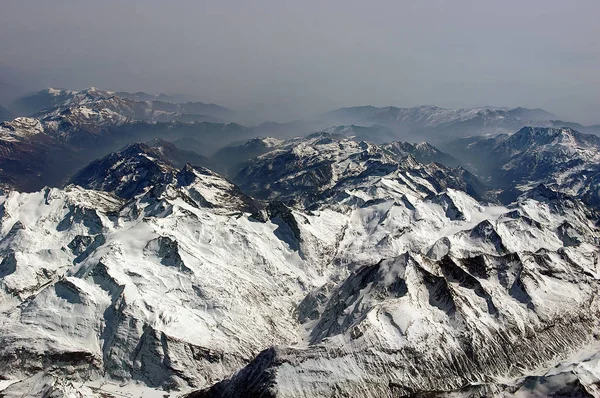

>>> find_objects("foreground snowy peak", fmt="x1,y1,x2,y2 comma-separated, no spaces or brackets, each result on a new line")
233,133,487,208
0,184,317,396
1,169,600,396
174,164,258,214
191,187,600,398
69,142,180,199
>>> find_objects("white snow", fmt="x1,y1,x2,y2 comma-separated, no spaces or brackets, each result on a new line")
1,132,600,397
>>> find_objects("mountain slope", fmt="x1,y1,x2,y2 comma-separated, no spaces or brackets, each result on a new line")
382,140,462,167
116,91,231,112
211,137,284,176
0,117,85,191
0,185,300,395
8,87,78,116
69,141,246,210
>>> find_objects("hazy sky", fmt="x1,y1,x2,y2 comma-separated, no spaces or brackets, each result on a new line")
1,0,599,123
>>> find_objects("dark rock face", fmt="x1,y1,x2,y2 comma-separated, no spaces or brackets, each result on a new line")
68,234,106,263
145,236,191,273
57,206,104,234
0,252,17,278
211,137,282,176
68,143,179,199
186,348,280,398
265,202,302,241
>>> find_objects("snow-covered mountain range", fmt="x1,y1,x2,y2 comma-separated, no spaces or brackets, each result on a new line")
1,132,600,397
3,86,600,396
213,132,461,181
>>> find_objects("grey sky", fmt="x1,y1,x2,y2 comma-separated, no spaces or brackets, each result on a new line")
1,0,599,123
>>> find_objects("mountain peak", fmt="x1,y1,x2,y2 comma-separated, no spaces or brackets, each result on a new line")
502,126,596,153
0,117,44,140
69,143,177,199
521,183,566,202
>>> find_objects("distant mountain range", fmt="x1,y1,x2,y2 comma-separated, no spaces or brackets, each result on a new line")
211,131,463,181
321,104,600,141
9,87,233,122
3,85,600,197
114,91,218,104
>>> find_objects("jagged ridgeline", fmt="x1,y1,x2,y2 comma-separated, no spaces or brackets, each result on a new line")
1,128,600,397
